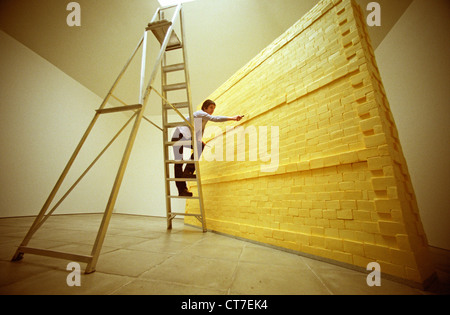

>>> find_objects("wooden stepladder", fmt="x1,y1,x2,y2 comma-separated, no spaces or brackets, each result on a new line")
11,3,206,274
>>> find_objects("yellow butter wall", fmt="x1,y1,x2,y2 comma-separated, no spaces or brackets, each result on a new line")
185,0,434,285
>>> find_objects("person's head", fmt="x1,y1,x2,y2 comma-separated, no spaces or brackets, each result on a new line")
201,99,216,115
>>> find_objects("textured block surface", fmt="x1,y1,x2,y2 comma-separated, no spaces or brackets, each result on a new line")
185,0,434,285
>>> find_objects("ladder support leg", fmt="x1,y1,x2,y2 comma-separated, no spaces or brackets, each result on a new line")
11,34,144,264
85,110,144,274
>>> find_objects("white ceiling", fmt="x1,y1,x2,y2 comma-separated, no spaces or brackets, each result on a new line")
0,0,413,115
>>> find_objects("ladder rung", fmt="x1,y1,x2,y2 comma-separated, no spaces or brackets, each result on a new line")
166,178,197,182
164,121,190,128
164,102,190,110
165,140,192,146
163,63,185,73
18,246,93,263
166,43,183,51
169,212,202,217
96,104,142,115
146,20,182,51
165,160,196,164
168,196,200,200
163,83,187,92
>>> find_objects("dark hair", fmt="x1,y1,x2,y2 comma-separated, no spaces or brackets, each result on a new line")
202,99,216,111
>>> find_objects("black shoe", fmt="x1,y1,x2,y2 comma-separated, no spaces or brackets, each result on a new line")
178,189,193,197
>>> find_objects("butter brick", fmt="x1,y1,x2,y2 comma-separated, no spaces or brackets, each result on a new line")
360,116,382,132
339,151,359,164
326,238,344,251
340,200,357,209
311,226,325,236
356,100,377,116
364,243,391,261
273,230,284,240
343,191,362,199
371,176,396,190
353,210,371,221
283,231,297,242
288,208,299,217
361,222,379,234
375,199,401,213
364,134,387,148
367,156,392,170
339,181,355,190
310,235,325,247
329,251,353,265
343,240,364,256
337,209,353,220
378,221,406,236
326,200,340,209
353,255,372,269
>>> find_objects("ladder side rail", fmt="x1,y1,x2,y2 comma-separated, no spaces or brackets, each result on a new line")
161,8,173,230
139,32,149,104
86,110,145,273
180,6,207,232
179,5,196,160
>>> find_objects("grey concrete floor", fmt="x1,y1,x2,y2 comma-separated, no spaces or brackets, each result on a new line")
0,213,448,295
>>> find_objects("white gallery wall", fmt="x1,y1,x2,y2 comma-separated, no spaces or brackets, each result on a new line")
0,30,129,217
375,0,450,250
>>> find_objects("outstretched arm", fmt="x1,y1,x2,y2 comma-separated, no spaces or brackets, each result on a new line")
198,112,244,123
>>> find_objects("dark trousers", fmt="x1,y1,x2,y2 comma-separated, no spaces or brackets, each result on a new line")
171,132,205,192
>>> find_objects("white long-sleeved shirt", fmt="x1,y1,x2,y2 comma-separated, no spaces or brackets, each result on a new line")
177,110,229,139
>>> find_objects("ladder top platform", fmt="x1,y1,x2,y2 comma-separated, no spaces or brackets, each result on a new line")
147,20,172,30
146,19,182,51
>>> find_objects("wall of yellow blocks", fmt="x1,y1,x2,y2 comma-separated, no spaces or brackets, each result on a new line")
185,0,435,286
